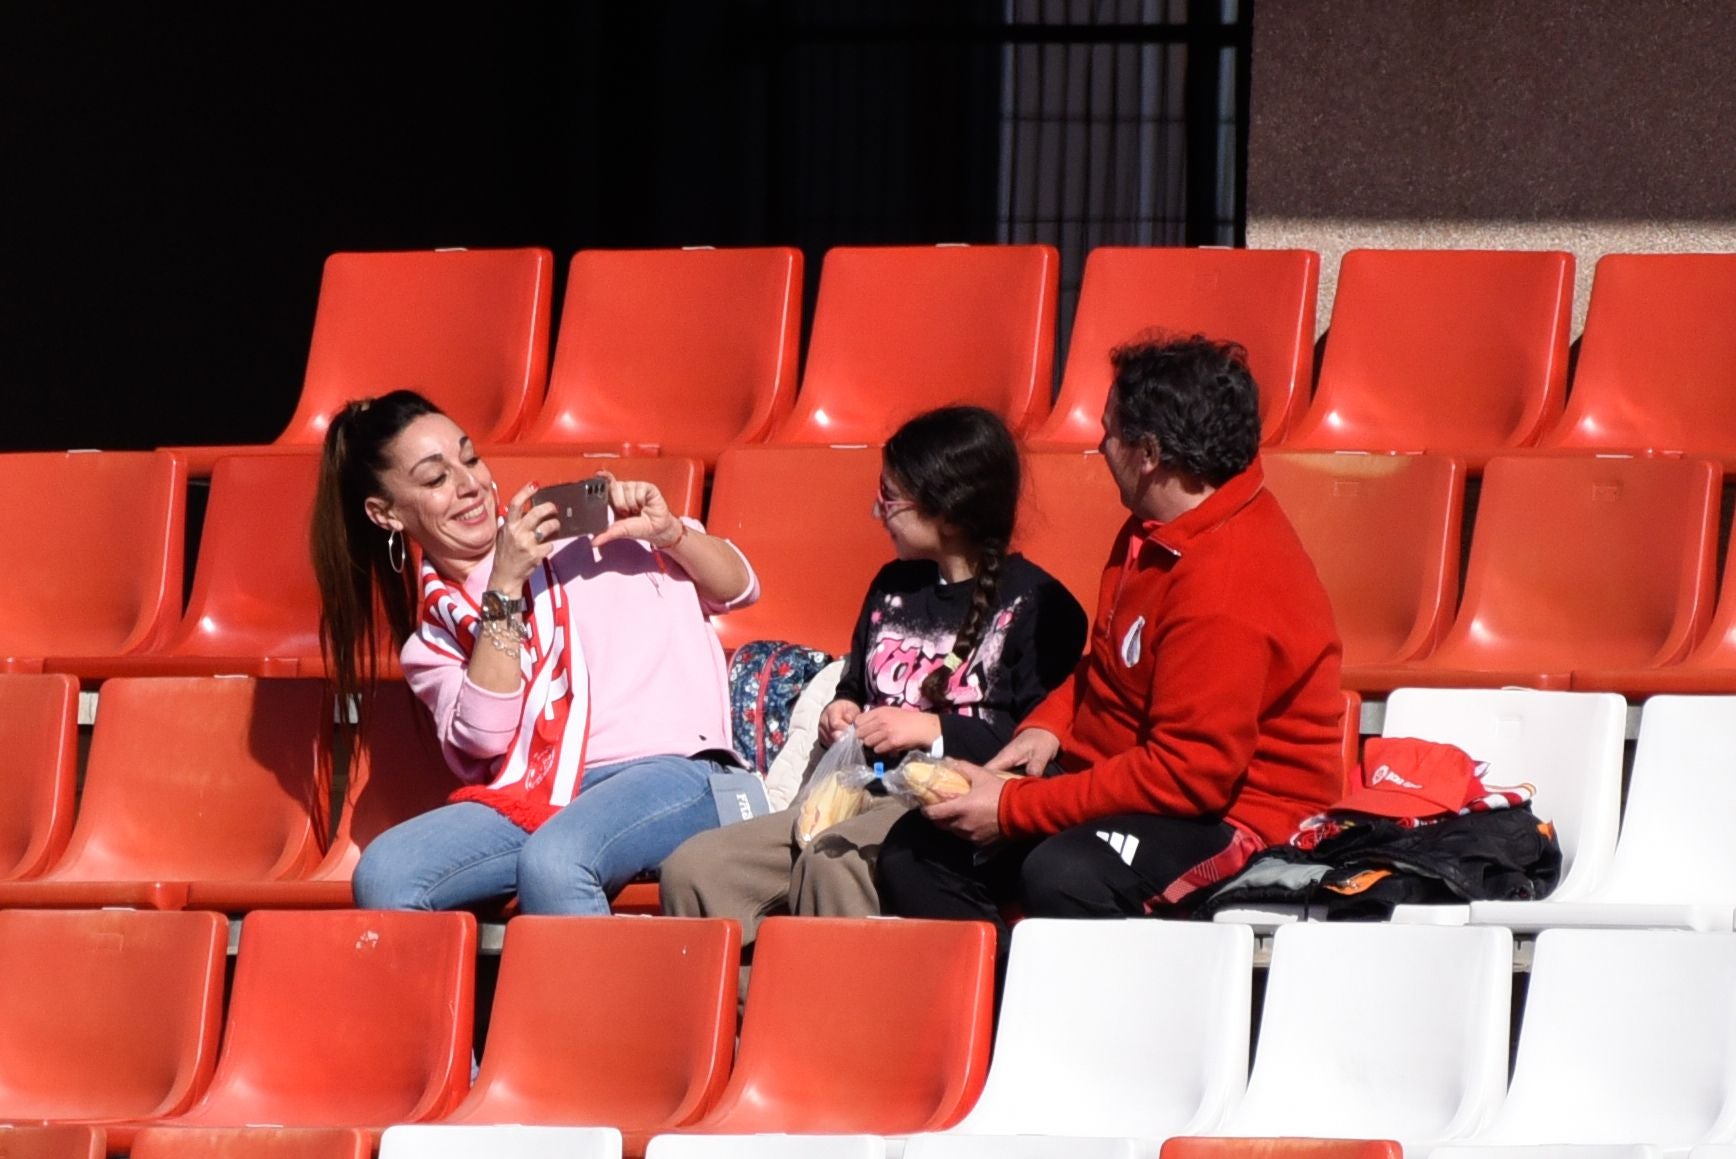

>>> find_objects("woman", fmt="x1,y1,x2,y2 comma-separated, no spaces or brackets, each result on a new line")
311,390,758,914
660,405,1087,947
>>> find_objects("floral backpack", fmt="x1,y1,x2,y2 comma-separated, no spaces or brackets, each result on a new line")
727,640,832,774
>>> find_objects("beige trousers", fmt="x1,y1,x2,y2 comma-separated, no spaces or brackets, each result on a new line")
659,796,910,947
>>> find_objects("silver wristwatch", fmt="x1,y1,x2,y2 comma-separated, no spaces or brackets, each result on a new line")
479,590,528,622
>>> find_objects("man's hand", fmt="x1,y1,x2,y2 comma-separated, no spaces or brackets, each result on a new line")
924,762,1008,845
853,706,941,753
818,699,861,746
986,728,1061,777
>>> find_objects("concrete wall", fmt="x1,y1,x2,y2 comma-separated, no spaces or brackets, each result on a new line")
1246,0,1736,332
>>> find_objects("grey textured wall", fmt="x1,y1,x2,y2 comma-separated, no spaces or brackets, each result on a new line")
1246,0,1736,332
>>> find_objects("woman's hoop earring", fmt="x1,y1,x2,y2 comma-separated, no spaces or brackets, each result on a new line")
386,529,406,574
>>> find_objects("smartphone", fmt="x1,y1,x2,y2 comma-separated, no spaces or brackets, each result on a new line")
530,476,611,539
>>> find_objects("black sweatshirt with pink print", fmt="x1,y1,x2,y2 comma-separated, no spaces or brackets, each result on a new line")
832,555,1087,765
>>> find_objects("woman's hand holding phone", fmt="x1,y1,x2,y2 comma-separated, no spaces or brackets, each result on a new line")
591,472,684,550
488,482,559,592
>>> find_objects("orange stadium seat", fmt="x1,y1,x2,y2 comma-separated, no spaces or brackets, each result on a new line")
52,453,694,683
1164,1140,1402,1159
1573,525,1736,695
1339,689,1361,794
1351,455,1719,691
0,677,328,910
0,451,185,674
124,911,475,1151
438,916,737,1153
1027,246,1320,449
187,683,697,916
773,245,1058,445
0,674,78,881
130,1128,372,1159
1282,249,1572,467
705,445,888,655
0,1126,106,1159
48,454,322,679
503,247,801,463
1016,450,1133,618
164,248,554,475
1538,253,1736,469
187,681,448,910
666,916,993,1140
609,880,664,915
0,910,225,1129
1261,452,1464,681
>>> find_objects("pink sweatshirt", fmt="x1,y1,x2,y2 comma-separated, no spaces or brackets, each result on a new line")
401,519,759,785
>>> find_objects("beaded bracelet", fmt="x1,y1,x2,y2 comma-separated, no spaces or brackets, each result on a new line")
480,617,524,660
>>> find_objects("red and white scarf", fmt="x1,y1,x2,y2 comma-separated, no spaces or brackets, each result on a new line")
416,557,592,831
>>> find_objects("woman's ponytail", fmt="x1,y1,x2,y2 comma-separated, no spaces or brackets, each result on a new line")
310,391,440,730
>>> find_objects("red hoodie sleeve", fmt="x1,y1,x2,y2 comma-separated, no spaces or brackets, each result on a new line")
998,611,1271,838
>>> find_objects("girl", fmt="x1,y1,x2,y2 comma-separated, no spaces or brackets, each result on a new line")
660,405,1087,947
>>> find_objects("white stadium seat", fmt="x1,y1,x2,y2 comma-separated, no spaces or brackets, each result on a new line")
1209,922,1512,1156
1472,696,1736,932
1216,688,1624,928
903,919,1254,1159
1457,929,1736,1156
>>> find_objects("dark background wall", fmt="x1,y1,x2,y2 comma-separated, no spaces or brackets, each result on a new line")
0,2,1004,453
1245,0,1736,331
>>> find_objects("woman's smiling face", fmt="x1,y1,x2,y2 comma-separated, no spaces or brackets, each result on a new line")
365,412,498,573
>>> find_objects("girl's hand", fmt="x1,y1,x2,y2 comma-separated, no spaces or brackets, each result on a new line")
487,482,558,592
854,706,942,754
818,699,861,746
591,471,684,549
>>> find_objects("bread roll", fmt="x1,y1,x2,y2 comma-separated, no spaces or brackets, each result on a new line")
899,758,972,806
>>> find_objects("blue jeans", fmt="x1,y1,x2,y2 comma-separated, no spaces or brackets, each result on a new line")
353,754,723,915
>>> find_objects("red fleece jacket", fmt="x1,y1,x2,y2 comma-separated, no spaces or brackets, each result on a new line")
999,458,1344,846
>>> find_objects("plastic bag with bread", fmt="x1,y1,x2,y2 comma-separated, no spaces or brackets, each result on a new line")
790,726,876,846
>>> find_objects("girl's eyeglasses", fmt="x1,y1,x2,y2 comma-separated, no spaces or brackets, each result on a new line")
871,482,915,522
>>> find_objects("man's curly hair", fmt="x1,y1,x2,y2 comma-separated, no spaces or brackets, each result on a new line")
1108,332,1261,487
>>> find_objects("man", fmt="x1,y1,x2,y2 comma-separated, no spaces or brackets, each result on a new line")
876,334,1344,962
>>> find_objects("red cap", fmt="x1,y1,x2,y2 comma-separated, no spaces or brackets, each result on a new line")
1335,737,1486,819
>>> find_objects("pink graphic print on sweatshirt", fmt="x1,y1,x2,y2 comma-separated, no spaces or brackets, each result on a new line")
864,596,1021,714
